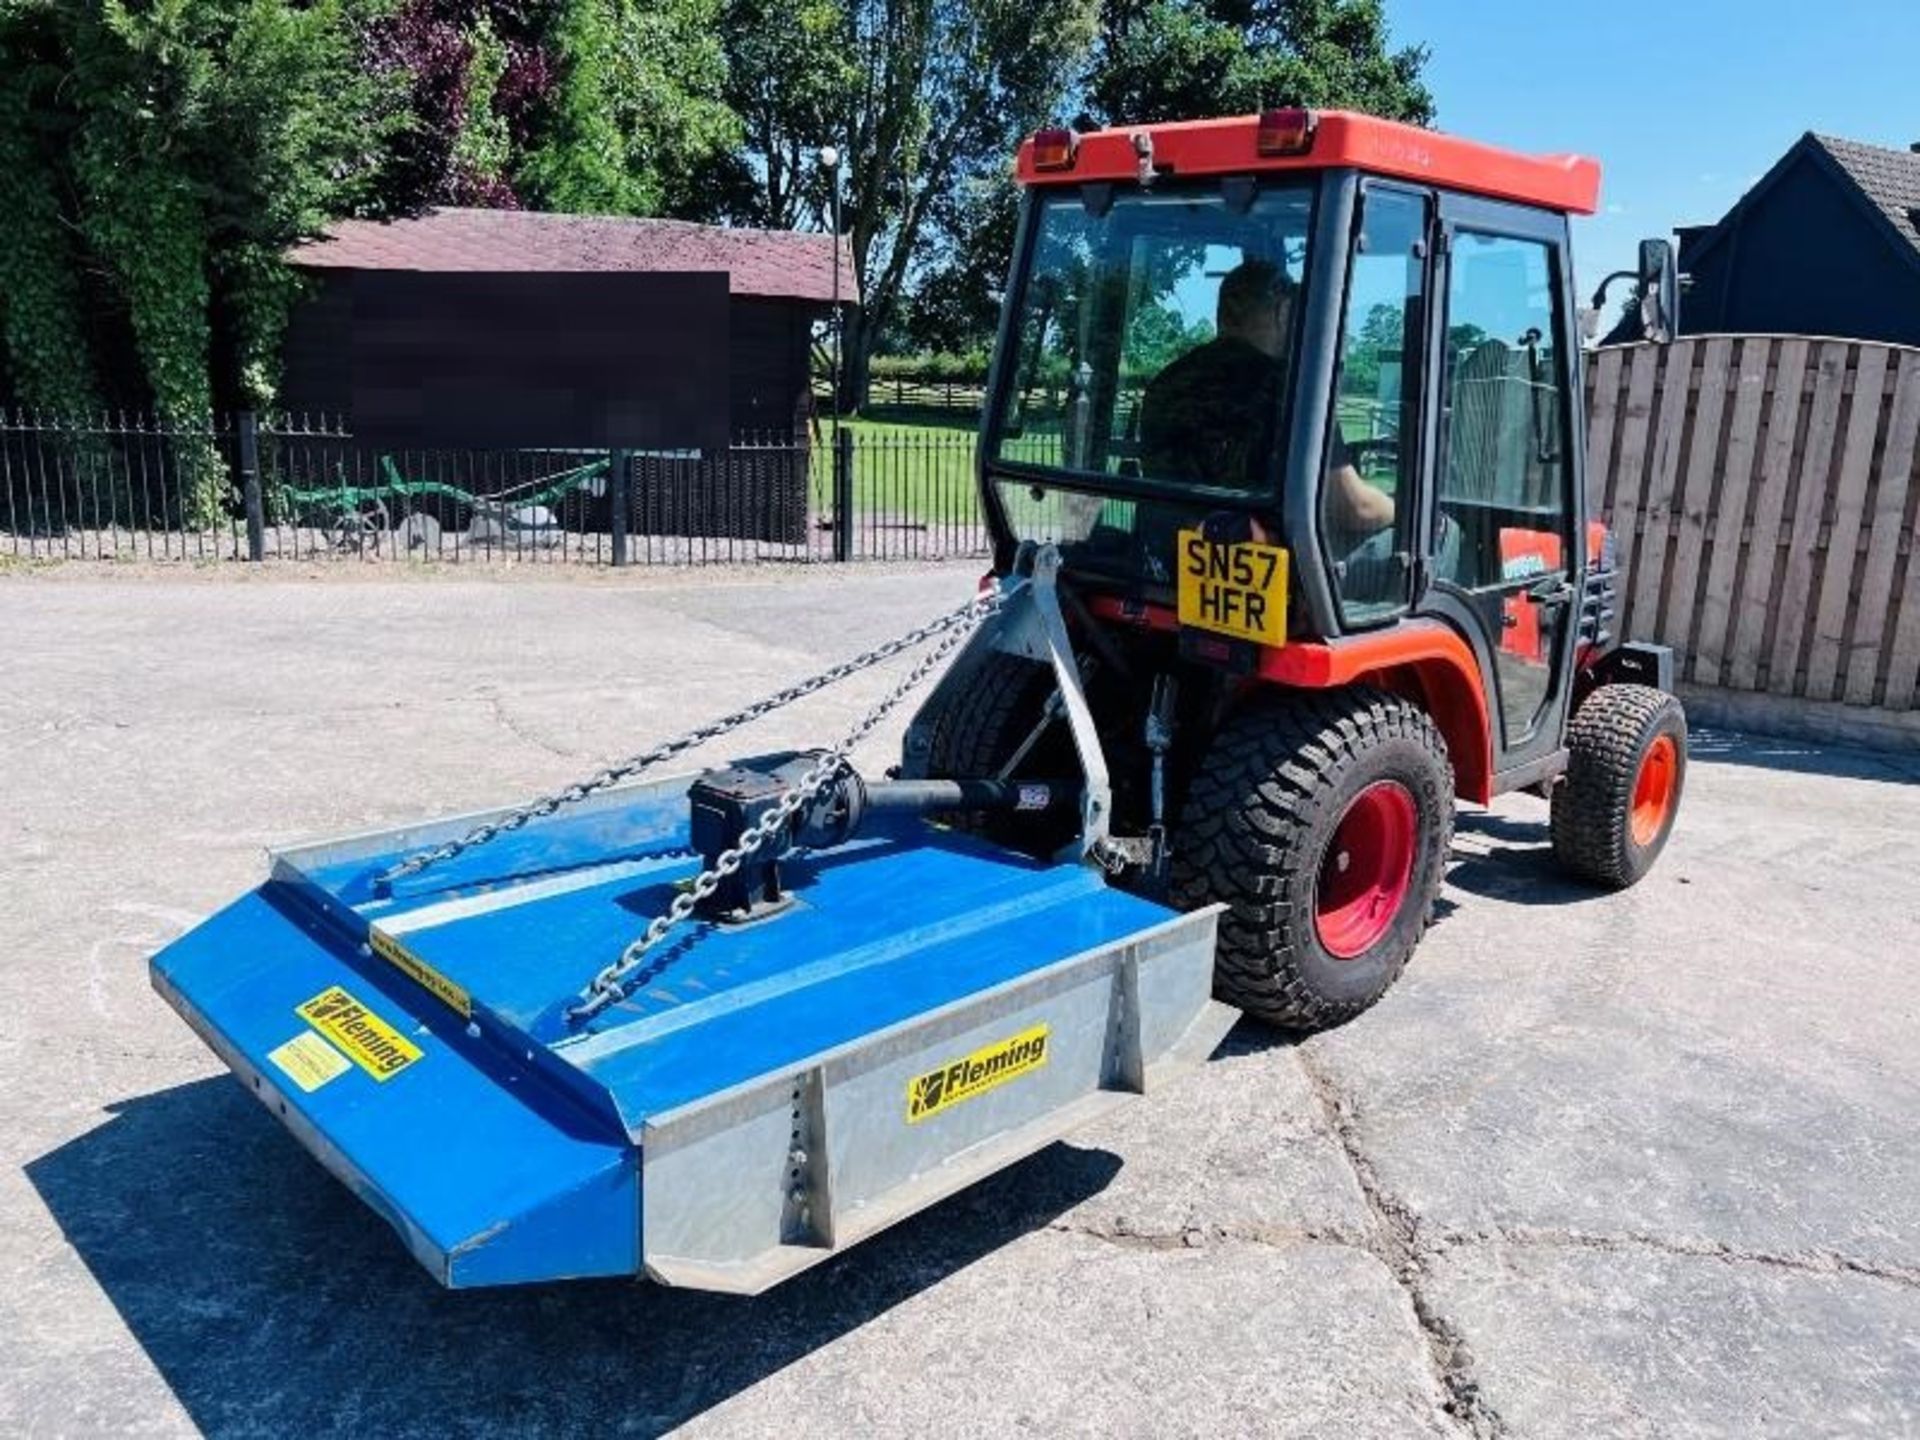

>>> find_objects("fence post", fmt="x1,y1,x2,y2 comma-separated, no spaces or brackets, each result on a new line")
609,447,629,567
237,410,265,561
832,426,854,562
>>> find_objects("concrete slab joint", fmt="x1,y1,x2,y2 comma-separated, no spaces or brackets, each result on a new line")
1294,1047,1508,1440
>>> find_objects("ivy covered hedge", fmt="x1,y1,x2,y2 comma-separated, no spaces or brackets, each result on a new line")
0,0,734,526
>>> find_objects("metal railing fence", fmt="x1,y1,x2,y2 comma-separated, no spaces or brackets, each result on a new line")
0,412,996,567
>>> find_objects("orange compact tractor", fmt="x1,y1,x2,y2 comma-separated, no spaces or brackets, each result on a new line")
905,108,1688,1029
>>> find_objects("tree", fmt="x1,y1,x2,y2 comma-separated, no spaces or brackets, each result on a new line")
842,0,1098,403
895,170,1017,355
694,0,1097,405
0,0,389,520
0,18,100,418
517,0,738,216
1086,0,1433,128
1342,299,1403,395
691,0,857,228
360,0,524,211
897,0,1434,364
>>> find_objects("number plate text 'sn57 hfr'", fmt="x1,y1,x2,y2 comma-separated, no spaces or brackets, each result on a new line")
1175,529,1289,647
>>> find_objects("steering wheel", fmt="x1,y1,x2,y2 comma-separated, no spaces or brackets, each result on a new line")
1344,436,1399,485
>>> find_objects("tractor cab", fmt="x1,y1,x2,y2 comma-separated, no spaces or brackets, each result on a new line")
980,109,1675,790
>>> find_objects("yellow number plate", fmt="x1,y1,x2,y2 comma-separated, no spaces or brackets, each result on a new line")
1176,529,1289,646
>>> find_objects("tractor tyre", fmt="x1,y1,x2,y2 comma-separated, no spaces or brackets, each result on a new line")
1171,687,1453,1031
922,652,1077,853
1549,684,1686,888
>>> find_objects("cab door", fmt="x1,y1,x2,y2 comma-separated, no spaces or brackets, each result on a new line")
1425,196,1583,777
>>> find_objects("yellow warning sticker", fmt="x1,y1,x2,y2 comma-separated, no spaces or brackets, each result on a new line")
267,1030,351,1093
907,1023,1049,1124
368,926,471,1018
296,986,423,1082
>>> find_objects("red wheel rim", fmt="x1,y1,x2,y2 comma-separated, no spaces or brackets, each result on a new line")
1630,733,1679,847
1315,781,1419,959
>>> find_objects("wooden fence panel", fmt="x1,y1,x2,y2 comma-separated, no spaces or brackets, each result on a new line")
1625,338,1695,641
1604,344,1662,616
1726,338,1811,691
1766,341,1850,696
1807,346,1890,699
1584,335,1920,719
1857,353,1920,707
1691,337,1771,687
1667,336,1733,652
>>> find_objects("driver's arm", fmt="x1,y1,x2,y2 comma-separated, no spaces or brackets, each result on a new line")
1329,462,1395,531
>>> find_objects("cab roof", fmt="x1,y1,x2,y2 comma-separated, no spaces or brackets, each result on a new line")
1015,110,1601,216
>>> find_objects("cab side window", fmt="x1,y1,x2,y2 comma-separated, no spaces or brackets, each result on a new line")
1435,232,1569,590
1436,228,1576,746
1324,188,1428,625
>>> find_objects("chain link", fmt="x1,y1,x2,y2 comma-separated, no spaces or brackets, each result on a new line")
567,603,995,1022
375,591,1001,893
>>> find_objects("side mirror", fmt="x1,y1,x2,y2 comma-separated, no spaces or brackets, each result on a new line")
1637,238,1679,343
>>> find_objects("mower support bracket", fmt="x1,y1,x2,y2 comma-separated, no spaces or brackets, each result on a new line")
994,545,1113,859
900,544,1114,862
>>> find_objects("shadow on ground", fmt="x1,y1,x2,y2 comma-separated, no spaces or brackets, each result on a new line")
1444,809,1601,907
27,1076,1122,1438
1688,726,1920,784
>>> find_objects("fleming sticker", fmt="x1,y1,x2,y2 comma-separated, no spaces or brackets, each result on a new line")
368,926,472,1018
907,1023,1049,1124
296,986,423,1081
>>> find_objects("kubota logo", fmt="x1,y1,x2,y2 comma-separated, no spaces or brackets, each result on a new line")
906,1024,1049,1123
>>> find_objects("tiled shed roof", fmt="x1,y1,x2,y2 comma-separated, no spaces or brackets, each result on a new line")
1812,134,1920,259
290,207,859,305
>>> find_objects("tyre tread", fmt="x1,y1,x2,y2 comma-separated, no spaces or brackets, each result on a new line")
1549,683,1686,888
1172,687,1453,1030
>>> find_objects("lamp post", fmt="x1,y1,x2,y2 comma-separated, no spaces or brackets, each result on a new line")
819,144,851,558
819,145,842,432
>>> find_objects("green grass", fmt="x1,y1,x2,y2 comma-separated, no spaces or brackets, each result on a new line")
816,399,1399,524
813,414,983,524
842,413,979,440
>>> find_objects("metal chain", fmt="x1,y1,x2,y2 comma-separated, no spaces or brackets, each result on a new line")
375,591,1001,892
568,603,995,1022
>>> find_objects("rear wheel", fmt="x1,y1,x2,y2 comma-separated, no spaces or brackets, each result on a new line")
1171,687,1454,1031
1550,684,1687,887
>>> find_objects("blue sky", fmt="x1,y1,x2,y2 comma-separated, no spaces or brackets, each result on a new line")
1391,0,1920,299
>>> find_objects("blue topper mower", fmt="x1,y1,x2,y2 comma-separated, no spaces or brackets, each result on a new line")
155,110,1687,1291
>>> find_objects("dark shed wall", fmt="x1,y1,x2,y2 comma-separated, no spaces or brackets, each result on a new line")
281,272,354,413
1681,160,1920,345
285,276,821,439
728,297,819,433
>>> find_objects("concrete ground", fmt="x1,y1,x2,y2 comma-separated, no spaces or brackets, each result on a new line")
3,564,1918,1439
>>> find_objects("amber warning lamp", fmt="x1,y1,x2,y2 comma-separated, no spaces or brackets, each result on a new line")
1031,127,1078,171
1256,108,1318,156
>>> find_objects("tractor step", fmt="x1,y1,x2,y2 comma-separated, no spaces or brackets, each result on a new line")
152,774,1232,1291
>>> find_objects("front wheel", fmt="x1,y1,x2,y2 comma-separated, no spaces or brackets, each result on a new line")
1550,684,1687,888
1171,687,1454,1031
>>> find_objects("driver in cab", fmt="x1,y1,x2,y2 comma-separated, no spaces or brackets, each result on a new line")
1140,259,1393,551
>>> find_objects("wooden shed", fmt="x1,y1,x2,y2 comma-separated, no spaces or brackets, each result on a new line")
282,208,857,449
